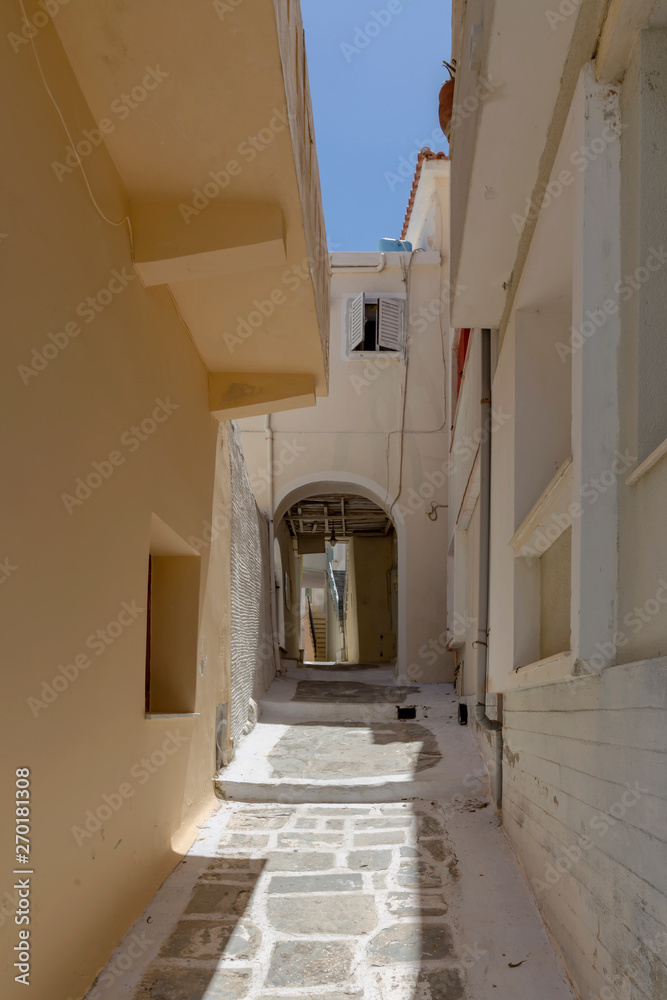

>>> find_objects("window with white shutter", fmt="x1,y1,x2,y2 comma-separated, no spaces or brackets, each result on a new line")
378,297,404,351
345,294,404,357
348,293,364,352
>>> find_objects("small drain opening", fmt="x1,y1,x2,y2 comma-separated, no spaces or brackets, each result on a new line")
397,705,416,720
458,702,468,726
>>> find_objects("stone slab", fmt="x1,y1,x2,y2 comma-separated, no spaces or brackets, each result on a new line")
347,849,392,871
386,891,448,917
219,834,269,850
353,830,405,847
276,832,343,849
185,884,253,916
265,940,354,988
266,852,335,872
355,816,413,828
227,811,293,830
268,873,362,894
158,920,260,961
135,967,251,1000
292,681,420,703
368,923,455,965
267,894,377,934
395,859,443,888
267,722,441,779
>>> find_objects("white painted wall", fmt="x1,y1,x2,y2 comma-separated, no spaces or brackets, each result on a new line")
239,166,454,681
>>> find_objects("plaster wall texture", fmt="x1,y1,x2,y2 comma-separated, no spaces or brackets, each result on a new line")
503,661,667,1000
0,15,279,1000
350,535,394,664
447,29,667,1000
229,426,275,752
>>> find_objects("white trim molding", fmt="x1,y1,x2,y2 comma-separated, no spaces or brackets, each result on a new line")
509,459,573,559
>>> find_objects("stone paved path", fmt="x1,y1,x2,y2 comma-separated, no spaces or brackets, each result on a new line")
84,678,577,1000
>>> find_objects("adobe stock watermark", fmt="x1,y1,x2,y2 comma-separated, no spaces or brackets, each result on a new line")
545,0,582,31
393,408,513,520
568,578,667,692
17,266,136,385
349,279,467,395
27,599,145,716
179,107,292,224
407,613,476,679
187,509,231,554
8,0,70,54
222,243,329,353
340,1,416,63
555,246,667,362
587,927,667,1000
511,121,626,235
51,66,169,182
85,931,154,998
517,449,637,565
71,730,190,846
249,439,306,498
0,557,18,585
531,779,648,892
60,397,179,515
213,0,244,19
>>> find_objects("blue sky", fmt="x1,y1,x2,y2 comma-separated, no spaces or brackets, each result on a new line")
301,0,452,252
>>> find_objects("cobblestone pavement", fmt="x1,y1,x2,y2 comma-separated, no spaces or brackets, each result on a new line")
85,700,576,1000
133,801,469,1000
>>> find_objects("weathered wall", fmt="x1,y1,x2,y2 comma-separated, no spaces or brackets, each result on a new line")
352,535,394,663
503,662,667,1000
0,13,235,996
229,425,275,750
617,32,667,668
275,519,301,659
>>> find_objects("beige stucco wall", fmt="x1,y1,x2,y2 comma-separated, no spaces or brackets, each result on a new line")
350,535,394,663
275,518,301,659
0,15,267,998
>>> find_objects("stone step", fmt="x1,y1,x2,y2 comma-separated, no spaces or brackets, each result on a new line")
214,717,474,804
259,678,458,723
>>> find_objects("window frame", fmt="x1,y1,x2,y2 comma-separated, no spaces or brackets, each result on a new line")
342,292,406,362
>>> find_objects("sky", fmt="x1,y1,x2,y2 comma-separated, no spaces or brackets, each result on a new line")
300,0,452,252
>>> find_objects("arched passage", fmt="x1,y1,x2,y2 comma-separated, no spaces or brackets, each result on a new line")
274,472,407,676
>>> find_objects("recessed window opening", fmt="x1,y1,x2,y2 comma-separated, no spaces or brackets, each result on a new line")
145,514,201,716
346,293,405,356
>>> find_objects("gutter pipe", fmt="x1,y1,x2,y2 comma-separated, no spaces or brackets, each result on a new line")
475,329,503,801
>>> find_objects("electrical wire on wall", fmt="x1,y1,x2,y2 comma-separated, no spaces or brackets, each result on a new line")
385,212,451,519
18,0,134,251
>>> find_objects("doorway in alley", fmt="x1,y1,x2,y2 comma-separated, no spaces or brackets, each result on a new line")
279,493,397,666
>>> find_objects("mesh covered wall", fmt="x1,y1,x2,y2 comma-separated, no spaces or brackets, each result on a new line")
228,422,275,753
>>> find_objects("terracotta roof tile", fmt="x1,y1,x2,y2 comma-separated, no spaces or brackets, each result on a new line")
400,148,448,240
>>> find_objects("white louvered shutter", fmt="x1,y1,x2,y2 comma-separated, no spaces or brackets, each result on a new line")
348,293,364,352
378,297,404,351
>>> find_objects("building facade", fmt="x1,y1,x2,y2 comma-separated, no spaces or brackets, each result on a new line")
447,1,667,997
0,2,328,998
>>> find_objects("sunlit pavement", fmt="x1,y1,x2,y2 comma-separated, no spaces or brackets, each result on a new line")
86,676,576,999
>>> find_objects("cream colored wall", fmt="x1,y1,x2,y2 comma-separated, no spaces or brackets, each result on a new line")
352,536,394,663
617,32,667,666
539,526,572,660
346,539,360,663
0,19,239,1000
275,519,300,659
239,249,454,683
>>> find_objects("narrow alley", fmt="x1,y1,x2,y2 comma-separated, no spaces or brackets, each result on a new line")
86,666,575,1000
3,2,666,999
